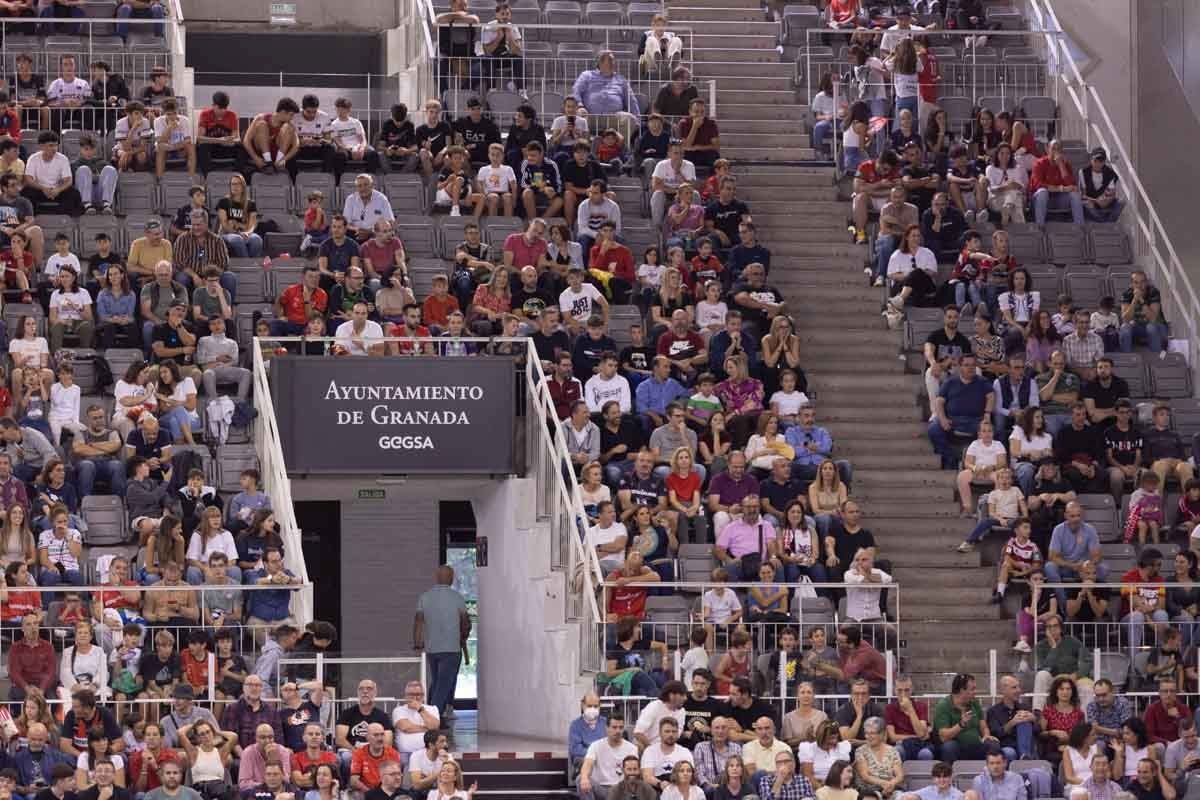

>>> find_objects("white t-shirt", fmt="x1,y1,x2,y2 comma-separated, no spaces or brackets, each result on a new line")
48,77,90,104
294,109,332,139
559,283,604,323
48,381,80,423
880,23,925,54
887,246,938,279
998,291,1041,324
893,70,919,98
476,164,517,195
695,300,727,330
988,486,1024,520
584,737,638,786
409,748,451,781
770,390,810,418
477,19,524,56
9,337,48,368
26,151,72,191
185,529,239,564
636,705,691,749
1010,427,1053,457
114,379,155,415
966,439,1007,468
49,289,91,322
170,376,198,403
584,373,631,414
661,786,705,800
391,703,440,753
335,320,385,355
651,158,697,191
550,114,591,147
330,116,367,150
342,189,395,230
811,91,836,120
680,646,708,687
153,115,192,146
986,163,1029,193
797,740,852,780
843,567,892,621
76,751,125,780
638,263,665,288
113,116,153,152
588,522,627,555
44,252,81,283
702,588,741,624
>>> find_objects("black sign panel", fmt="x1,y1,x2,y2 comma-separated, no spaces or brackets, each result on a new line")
270,356,516,474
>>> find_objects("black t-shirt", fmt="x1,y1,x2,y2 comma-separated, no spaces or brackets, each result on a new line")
318,237,361,274
531,329,570,364
140,84,173,107
335,705,391,747
682,695,727,745
606,636,654,671
731,281,783,330
78,786,130,800
1082,377,1131,411
87,250,124,282
572,334,617,383
834,701,887,728
453,116,501,163
438,167,470,201
126,428,172,480
620,344,654,375
380,119,416,149
151,322,189,363
705,199,749,243
37,790,79,800
511,284,552,319
726,699,778,735
280,700,322,751
14,74,45,103
831,523,877,569
62,707,122,752
560,158,604,191
365,789,413,800
759,477,802,515
636,128,672,161
925,329,973,362
619,473,665,508
139,651,180,686
600,419,642,464
236,531,282,566
1103,424,1144,466
414,122,454,157
1054,423,1103,465
217,197,257,228
1129,782,1166,800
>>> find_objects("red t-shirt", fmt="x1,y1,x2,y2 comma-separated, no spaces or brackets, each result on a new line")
1029,156,1076,193
421,294,458,327
389,323,430,354
180,648,209,690
198,107,239,139
294,749,337,776
656,330,705,359
0,250,33,287
588,243,635,282
129,748,181,791
0,110,20,142
606,570,649,619
504,232,548,270
279,284,329,325
97,581,141,612
689,255,723,289
1120,566,1164,618
351,746,400,789
360,238,405,279
677,118,719,149
855,160,899,185
666,471,701,503
884,699,930,736
917,51,940,103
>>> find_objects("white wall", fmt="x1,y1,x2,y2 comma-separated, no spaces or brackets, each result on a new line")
474,477,592,739
181,0,398,29
1048,0,1136,149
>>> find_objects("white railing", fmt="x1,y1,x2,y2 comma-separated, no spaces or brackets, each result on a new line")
1029,0,1200,371
252,340,314,626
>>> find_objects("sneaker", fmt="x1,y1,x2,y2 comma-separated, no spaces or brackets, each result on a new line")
1017,658,1030,673
886,294,904,311
872,276,884,287
450,204,461,217
955,541,973,553
83,203,96,215
863,266,873,279
102,203,114,215
1013,639,1032,653
990,590,1003,604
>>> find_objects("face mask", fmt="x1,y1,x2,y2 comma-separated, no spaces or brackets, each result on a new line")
583,707,600,722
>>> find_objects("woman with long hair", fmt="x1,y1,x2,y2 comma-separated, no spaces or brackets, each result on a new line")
1038,675,1084,759
745,413,794,473
1024,309,1060,374
970,315,1006,379
841,100,871,175
1061,721,1100,786
713,754,752,800
96,264,140,349
1,560,41,624
469,266,511,336
666,447,707,544
1114,717,1156,783
185,506,242,585
629,504,676,582
112,360,157,440
885,225,938,311
997,267,1040,355
782,681,828,748
303,762,340,800
811,72,838,157
428,760,477,800
760,314,804,398
650,265,693,341
663,183,705,253
775,499,825,583
176,720,237,799
1169,550,1200,650
9,315,53,397
14,688,57,747
955,418,1007,516
971,106,1002,165
807,460,846,537
547,222,582,269
1010,408,1052,495
140,515,185,585
48,265,95,352
817,759,857,800
0,504,36,574
985,141,1029,225
217,173,263,257
801,721,852,790
75,727,127,789
33,458,80,530
698,410,731,475
235,509,284,574
891,39,920,136
155,358,200,445
924,107,955,176
715,355,763,448
662,761,704,800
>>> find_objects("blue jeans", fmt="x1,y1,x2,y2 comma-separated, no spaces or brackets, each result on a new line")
76,458,126,497
814,513,836,537
954,280,983,312
185,565,243,585
116,1,165,38
222,233,263,258
813,119,832,153
897,738,935,761
966,517,1011,544
842,146,865,176
1084,199,1123,223
783,562,827,584
427,650,462,713
1032,188,1084,224
894,95,919,133
1044,561,1110,607
1014,461,1037,496
178,270,238,304
39,566,83,607
38,4,84,34
161,405,201,442
1044,413,1071,437
927,415,981,469
1122,609,1169,649
875,233,899,280
939,739,987,763
1000,720,1038,760
1119,321,1167,353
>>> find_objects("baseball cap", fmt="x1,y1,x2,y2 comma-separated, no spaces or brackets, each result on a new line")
466,97,481,108
145,218,162,232
1090,147,1107,161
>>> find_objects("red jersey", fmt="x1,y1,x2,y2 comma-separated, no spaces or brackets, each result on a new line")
180,648,209,690
0,109,20,142
588,243,635,282
1029,155,1076,193
917,50,940,103
0,250,32,286
198,107,239,139
96,581,141,613
351,746,400,789
129,748,182,791
294,749,337,776
389,323,431,354
1120,567,1165,618
278,283,328,325
689,255,723,289
1,590,39,621
855,160,899,185
606,571,649,619
421,295,459,327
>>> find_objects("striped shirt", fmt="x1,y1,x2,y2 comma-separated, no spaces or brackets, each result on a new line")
1003,536,1041,570
172,230,229,273
1061,330,1105,370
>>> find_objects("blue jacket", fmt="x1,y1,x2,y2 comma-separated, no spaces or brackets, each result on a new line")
14,746,72,790
567,715,607,760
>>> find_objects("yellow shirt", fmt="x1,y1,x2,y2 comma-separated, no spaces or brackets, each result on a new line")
128,236,174,276
0,158,25,178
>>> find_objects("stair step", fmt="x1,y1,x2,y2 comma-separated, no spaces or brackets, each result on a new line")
795,328,897,346
819,406,918,424
848,499,961,517
716,88,798,105
749,211,847,227
865,517,968,535
851,481,952,499
694,47,784,62
671,6,768,21
888,550,984,568
678,0,764,8
724,145,816,160
824,421,926,439
693,33,779,48
904,654,998,673
852,468,950,486
722,131,811,148
692,60,792,77
716,102,809,121
900,602,1004,620
800,358,905,373
892,568,995,588
906,619,1018,639
677,19,781,34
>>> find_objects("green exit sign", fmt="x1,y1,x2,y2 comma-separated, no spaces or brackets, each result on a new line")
357,488,386,500
269,2,297,23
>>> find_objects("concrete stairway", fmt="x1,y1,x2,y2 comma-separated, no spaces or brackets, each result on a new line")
668,0,815,161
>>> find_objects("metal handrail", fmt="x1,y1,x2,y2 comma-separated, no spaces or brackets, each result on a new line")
1028,0,1200,370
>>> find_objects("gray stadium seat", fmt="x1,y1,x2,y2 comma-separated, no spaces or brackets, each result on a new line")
1106,264,1136,296
1089,226,1133,265
384,174,426,216
294,173,336,215
1063,267,1106,310
782,5,820,47
395,224,438,259
229,259,269,303
482,216,524,247
216,443,258,492
1018,95,1057,138
102,348,143,389
251,172,294,216
1022,263,1060,295
159,172,199,216
1006,225,1046,263
35,214,77,250
82,494,127,546
77,215,121,257
1150,353,1192,399
527,91,565,118
437,217,475,260
408,259,449,299
117,172,158,218
1108,352,1148,398
1046,225,1088,265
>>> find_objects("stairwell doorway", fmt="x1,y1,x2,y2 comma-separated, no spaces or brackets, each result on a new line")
440,501,479,709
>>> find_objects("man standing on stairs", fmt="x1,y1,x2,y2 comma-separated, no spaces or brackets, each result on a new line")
928,353,993,470
412,566,470,722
